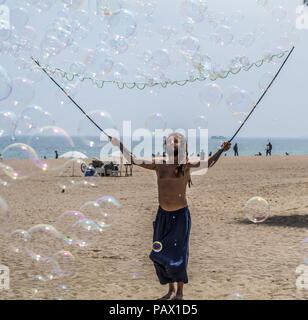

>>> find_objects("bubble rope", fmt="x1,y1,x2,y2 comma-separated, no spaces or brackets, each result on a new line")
34,49,289,90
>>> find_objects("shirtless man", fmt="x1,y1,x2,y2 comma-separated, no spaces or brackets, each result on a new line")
111,132,231,300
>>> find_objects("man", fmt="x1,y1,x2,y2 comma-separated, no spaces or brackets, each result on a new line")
266,142,272,156
111,133,231,300
55,150,59,159
233,143,239,156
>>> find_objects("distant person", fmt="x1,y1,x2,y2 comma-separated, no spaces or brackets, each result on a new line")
285,152,289,156
233,143,239,156
55,150,59,159
43,156,47,159
255,152,262,156
0,154,3,161
200,149,205,160
266,142,272,156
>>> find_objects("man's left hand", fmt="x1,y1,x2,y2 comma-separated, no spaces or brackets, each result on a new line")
222,141,231,152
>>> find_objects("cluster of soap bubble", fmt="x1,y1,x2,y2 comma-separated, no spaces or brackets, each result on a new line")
5,195,120,299
0,106,119,187
0,0,295,88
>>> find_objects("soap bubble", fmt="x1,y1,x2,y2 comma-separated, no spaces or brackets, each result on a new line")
52,250,76,278
239,33,255,47
84,48,114,77
272,6,287,22
0,111,17,138
239,56,250,67
89,0,122,17
77,110,116,148
54,284,72,300
0,197,8,235
0,163,13,187
199,84,223,107
29,275,47,299
128,259,144,279
215,25,234,46
180,0,206,23
10,78,35,107
96,196,121,229
62,0,85,10
151,49,170,70
9,229,30,253
0,65,12,101
244,196,270,223
1,143,40,180
0,29,11,42
226,87,255,115
106,9,137,39
178,36,200,57
152,241,162,253
79,201,104,226
10,7,29,30
54,83,78,105
227,293,244,300
113,62,128,81
182,22,194,34
108,37,129,55
71,218,102,247
15,106,55,138
55,210,86,242
28,126,74,171
42,257,61,280
26,224,64,261
57,159,91,192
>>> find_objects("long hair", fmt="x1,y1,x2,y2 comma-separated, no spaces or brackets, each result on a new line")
164,132,192,188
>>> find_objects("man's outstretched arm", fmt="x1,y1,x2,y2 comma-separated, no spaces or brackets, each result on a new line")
110,137,156,171
188,142,231,169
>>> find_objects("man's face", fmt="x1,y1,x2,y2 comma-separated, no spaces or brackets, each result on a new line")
166,135,184,158
166,136,178,157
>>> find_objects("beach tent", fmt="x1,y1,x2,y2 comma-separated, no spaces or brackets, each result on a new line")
59,151,88,177
59,151,88,159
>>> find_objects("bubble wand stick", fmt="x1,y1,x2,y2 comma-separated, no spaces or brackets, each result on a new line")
31,57,132,157
209,46,295,167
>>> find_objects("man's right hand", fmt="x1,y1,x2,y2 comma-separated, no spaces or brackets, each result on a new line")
110,136,121,147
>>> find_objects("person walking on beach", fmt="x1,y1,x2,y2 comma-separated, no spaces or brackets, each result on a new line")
55,150,59,159
266,142,272,156
111,132,231,300
233,143,239,156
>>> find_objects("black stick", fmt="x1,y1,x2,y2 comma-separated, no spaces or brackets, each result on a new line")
209,46,295,168
228,46,295,143
31,57,111,140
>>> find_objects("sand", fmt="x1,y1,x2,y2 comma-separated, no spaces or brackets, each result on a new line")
0,155,308,300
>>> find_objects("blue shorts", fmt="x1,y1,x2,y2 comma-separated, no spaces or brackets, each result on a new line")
149,206,191,284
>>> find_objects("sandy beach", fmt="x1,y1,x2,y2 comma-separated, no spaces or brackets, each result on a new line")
1,155,308,300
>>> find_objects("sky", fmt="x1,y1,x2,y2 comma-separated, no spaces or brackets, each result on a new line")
0,0,307,138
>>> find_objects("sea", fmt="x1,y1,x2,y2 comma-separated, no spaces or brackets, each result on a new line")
1,136,308,160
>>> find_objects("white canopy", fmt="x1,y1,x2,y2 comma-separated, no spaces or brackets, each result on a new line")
59,151,88,159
